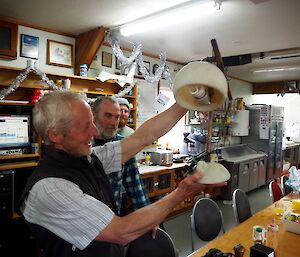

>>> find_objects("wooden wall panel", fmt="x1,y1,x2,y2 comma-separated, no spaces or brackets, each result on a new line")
75,26,106,75
253,81,285,94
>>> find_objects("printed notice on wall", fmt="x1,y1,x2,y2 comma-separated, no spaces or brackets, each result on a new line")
153,92,170,112
136,79,158,128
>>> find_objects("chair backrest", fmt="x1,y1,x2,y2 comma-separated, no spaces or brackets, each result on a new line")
232,189,252,224
269,180,284,202
190,198,225,252
126,228,177,257
281,175,293,196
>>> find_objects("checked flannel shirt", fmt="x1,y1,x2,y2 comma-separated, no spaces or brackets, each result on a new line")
93,135,151,215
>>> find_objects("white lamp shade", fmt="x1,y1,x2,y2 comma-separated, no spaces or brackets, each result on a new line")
196,161,231,184
173,61,228,111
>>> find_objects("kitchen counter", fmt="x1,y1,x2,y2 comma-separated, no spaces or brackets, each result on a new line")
217,144,268,198
221,153,266,163
282,142,300,168
138,162,194,217
138,162,187,175
282,142,300,150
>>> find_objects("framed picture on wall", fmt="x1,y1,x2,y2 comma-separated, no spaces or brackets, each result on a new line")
47,39,73,68
102,51,112,68
162,65,169,79
0,20,18,59
138,61,150,75
152,63,159,75
115,56,121,70
20,34,39,59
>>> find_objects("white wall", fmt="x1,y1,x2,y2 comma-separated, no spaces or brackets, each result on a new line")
230,78,300,138
156,86,186,152
0,26,75,75
229,78,300,124
248,93,300,138
247,93,300,124
228,77,252,102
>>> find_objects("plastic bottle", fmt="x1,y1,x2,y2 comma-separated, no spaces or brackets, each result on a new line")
267,222,279,250
233,243,245,257
145,154,151,165
80,64,88,77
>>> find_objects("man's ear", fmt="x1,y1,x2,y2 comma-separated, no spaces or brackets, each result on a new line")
47,128,64,144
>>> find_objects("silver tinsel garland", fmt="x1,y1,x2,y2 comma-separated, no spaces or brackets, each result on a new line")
107,33,174,90
107,32,141,72
162,65,174,90
137,52,166,84
1,33,175,100
0,62,59,100
114,82,136,98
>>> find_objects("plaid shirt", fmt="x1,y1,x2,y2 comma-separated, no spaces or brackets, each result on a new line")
93,135,151,214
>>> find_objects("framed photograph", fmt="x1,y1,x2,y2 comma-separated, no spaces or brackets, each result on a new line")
138,61,150,75
102,51,112,68
20,34,39,59
162,65,169,79
152,63,159,75
115,56,121,70
0,20,18,59
47,39,73,68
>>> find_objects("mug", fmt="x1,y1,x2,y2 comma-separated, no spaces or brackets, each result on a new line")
253,225,267,244
62,79,71,90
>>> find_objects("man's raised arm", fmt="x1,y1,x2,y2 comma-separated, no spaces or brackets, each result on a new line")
120,103,187,163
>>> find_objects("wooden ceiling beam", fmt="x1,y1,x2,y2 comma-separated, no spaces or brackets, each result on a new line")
75,26,107,75
252,81,284,94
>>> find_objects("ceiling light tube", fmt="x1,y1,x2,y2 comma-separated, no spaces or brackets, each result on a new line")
119,0,219,37
253,66,300,73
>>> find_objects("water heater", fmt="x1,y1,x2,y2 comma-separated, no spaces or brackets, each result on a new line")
231,110,249,136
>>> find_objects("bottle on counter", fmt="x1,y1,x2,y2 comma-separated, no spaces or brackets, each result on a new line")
145,154,151,165
266,222,279,250
233,243,245,257
80,64,88,77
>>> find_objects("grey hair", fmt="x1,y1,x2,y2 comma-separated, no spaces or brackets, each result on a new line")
90,95,119,116
33,91,88,145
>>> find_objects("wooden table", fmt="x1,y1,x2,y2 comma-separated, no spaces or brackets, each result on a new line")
188,196,299,257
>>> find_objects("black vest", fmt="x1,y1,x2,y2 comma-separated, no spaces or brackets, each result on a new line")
21,145,124,257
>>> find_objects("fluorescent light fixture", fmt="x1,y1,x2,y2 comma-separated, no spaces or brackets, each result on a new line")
119,0,219,37
253,66,300,73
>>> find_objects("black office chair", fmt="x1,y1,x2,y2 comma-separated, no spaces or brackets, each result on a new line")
190,197,225,252
232,189,252,224
281,174,293,196
126,228,178,257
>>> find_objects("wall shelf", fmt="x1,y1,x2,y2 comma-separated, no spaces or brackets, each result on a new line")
0,65,136,92
0,153,41,171
0,161,38,171
0,154,39,160
0,65,138,169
